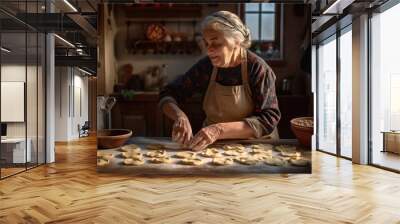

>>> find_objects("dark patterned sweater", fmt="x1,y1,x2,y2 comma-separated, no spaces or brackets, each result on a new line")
159,50,280,138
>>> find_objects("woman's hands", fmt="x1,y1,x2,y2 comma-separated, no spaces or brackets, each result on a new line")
188,124,223,151
172,114,193,146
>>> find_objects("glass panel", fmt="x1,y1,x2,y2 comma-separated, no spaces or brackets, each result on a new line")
1,30,28,177
317,36,337,154
339,28,352,158
371,3,400,171
245,3,260,12
245,14,259,41
38,32,45,165
262,3,275,12
27,30,38,169
261,14,275,41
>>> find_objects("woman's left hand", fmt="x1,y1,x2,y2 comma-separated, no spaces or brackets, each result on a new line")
188,124,223,151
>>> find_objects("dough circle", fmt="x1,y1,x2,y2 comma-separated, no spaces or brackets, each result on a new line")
212,157,233,166
148,157,172,164
199,148,220,158
121,144,141,153
145,150,167,158
289,158,310,166
223,144,245,151
264,157,287,166
251,144,273,150
122,152,143,160
97,152,114,160
234,157,258,165
175,151,196,159
97,158,110,166
123,158,144,166
179,158,203,166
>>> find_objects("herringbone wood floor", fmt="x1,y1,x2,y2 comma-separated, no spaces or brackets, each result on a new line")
1,136,400,224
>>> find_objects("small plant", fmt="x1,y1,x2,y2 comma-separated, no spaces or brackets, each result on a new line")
121,89,136,100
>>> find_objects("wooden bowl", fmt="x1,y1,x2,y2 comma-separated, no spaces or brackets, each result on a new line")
97,129,132,149
290,117,313,148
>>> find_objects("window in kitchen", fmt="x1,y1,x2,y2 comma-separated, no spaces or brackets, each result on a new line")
245,3,275,41
339,26,352,159
317,35,337,155
243,3,281,60
370,1,400,171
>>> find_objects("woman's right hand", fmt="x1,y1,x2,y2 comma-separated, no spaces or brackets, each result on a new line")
172,114,193,146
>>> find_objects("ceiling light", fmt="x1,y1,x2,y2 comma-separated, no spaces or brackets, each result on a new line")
323,0,355,15
63,0,78,12
78,67,93,76
54,34,75,48
1,47,11,53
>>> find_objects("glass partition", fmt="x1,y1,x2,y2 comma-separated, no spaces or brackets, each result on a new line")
339,26,352,158
370,3,400,171
0,1,46,179
317,35,337,155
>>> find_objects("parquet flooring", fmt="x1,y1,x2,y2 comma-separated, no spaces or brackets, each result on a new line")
0,136,400,224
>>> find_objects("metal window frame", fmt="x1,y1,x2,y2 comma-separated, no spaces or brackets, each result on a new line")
0,0,47,180
315,23,353,162
244,3,277,42
367,0,400,173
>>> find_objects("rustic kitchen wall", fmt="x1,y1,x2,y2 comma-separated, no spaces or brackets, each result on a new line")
271,4,311,96
100,4,239,95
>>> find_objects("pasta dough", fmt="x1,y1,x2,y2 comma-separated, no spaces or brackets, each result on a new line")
121,151,142,160
223,150,246,157
223,144,245,152
123,158,144,166
275,145,297,152
145,150,167,158
251,148,273,155
121,144,141,153
97,158,110,166
280,151,301,158
251,144,273,150
97,152,114,160
289,158,310,166
175,151,196,159
179,158,203,166
199,148,220,158
234,157,258,165
148,157,172,164
264,157,287,166
212,157,233,166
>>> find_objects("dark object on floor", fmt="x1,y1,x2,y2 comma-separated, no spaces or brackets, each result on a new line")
79,121,90,138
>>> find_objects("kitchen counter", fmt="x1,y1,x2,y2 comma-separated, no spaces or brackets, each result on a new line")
97,137,311,176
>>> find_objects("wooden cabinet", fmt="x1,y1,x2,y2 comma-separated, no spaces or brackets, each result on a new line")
111,93,164,137
111,93,311,139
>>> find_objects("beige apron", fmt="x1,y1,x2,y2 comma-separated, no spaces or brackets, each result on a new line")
202,49,279,140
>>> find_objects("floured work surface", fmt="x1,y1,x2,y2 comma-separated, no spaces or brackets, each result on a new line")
97,137,312,175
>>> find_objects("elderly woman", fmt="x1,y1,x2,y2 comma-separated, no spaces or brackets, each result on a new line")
159,11,280,151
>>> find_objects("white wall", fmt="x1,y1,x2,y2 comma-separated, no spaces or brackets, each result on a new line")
55,67,89,141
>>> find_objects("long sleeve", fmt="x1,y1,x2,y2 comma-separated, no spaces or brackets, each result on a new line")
244,61,281,138
158,57,212,108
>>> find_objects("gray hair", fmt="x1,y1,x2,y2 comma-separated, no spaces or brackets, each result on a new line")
201,11,252,49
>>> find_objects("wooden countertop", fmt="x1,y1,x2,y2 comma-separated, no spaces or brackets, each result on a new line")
97,137,311,176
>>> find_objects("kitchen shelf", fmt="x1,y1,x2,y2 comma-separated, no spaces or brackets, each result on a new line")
128,40,201,55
